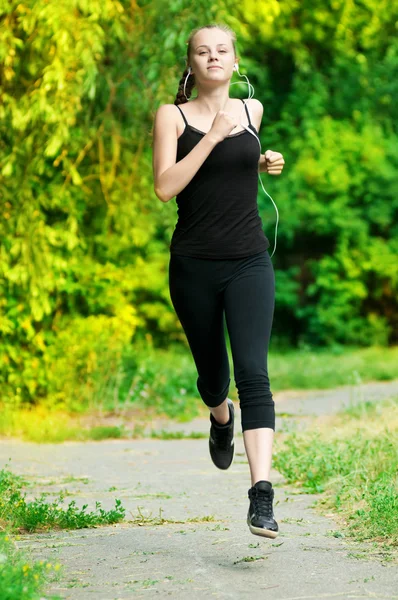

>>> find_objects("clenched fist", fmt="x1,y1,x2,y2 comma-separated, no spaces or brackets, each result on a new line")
264,150,285,175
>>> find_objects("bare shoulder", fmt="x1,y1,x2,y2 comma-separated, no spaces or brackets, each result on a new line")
154,103,179,128
246,98,263,131
155,103,179,116
152,103,180,148
247,98,264,114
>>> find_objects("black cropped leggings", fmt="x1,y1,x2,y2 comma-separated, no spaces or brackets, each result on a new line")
168,249,275,432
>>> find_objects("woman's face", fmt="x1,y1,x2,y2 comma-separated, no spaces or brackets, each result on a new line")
188,28,236,83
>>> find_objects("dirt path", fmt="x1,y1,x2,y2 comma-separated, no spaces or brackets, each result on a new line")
1,379,397,599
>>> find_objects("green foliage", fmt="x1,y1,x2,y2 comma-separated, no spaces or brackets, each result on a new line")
0,463,126,533
1,0,397,410
0,531,62,600
0,461,125,599
1,308,139,410
273,397,398,546
235,0,398,345
118,343,201,419
359,473,398,542
1,345,397,440
275,426,397,493
269,344,398,389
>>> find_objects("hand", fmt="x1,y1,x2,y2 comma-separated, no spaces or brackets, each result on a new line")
264,150,285,175
209,110,239,143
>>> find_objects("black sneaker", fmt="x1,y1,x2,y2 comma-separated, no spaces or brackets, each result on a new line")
209,399,235,470
247,480,279,538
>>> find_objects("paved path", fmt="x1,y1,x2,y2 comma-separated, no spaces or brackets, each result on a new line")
1,379,398,599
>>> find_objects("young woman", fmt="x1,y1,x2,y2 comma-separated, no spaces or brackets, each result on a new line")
152,23,285,538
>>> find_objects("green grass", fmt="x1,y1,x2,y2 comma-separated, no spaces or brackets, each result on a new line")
1,343,397,443
0,463,127,599
0,405,209,443
269,344,398,390
118,343,398,416
0,463,126,534
273,396,398,555
0,532,62,600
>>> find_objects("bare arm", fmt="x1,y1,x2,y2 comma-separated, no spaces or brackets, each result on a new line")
248,99,268,173
152,104,220,203
258,155,269,173
250,99,285,174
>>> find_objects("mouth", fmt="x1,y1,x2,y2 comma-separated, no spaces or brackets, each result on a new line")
208,66,222,70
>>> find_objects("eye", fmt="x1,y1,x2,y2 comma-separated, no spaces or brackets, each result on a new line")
199,49,227,55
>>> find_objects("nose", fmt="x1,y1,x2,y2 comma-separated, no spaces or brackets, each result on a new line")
208,50,219,62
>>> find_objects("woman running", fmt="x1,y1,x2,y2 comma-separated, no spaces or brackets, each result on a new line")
152,22,285,538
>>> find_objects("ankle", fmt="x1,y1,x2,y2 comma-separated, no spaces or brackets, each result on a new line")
210,399,231,426
211,410,231,427
251,480,272,488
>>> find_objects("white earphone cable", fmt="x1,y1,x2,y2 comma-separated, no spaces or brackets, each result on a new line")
183,64,279,258
230,65,279,258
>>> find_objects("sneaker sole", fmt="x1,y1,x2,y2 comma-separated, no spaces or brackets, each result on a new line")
247,517,279,539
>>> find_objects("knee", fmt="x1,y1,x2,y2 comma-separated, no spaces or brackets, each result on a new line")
235,370,271,395
197,376,230,408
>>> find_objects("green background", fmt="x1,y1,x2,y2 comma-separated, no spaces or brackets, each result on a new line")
1,0,397,411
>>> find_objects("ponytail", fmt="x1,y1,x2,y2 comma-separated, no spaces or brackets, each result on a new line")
174,66,195,105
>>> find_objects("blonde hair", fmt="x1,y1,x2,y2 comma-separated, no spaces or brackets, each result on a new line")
174,23,238,106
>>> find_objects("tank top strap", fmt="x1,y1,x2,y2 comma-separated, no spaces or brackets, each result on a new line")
240,98,252,126
175,104,189,126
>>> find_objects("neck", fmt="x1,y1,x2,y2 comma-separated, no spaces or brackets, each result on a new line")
192,83,231,114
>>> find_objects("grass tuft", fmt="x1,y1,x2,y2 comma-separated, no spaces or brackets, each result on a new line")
273,396,398,553
0,463,126,534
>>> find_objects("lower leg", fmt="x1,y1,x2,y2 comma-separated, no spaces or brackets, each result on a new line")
243,427,274,486
209,397,231,425
222,255,275,485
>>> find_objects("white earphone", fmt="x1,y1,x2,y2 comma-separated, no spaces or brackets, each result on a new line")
183,62,279,257
230,64,279,257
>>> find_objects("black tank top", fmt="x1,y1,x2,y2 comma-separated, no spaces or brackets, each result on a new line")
169,99,270,259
